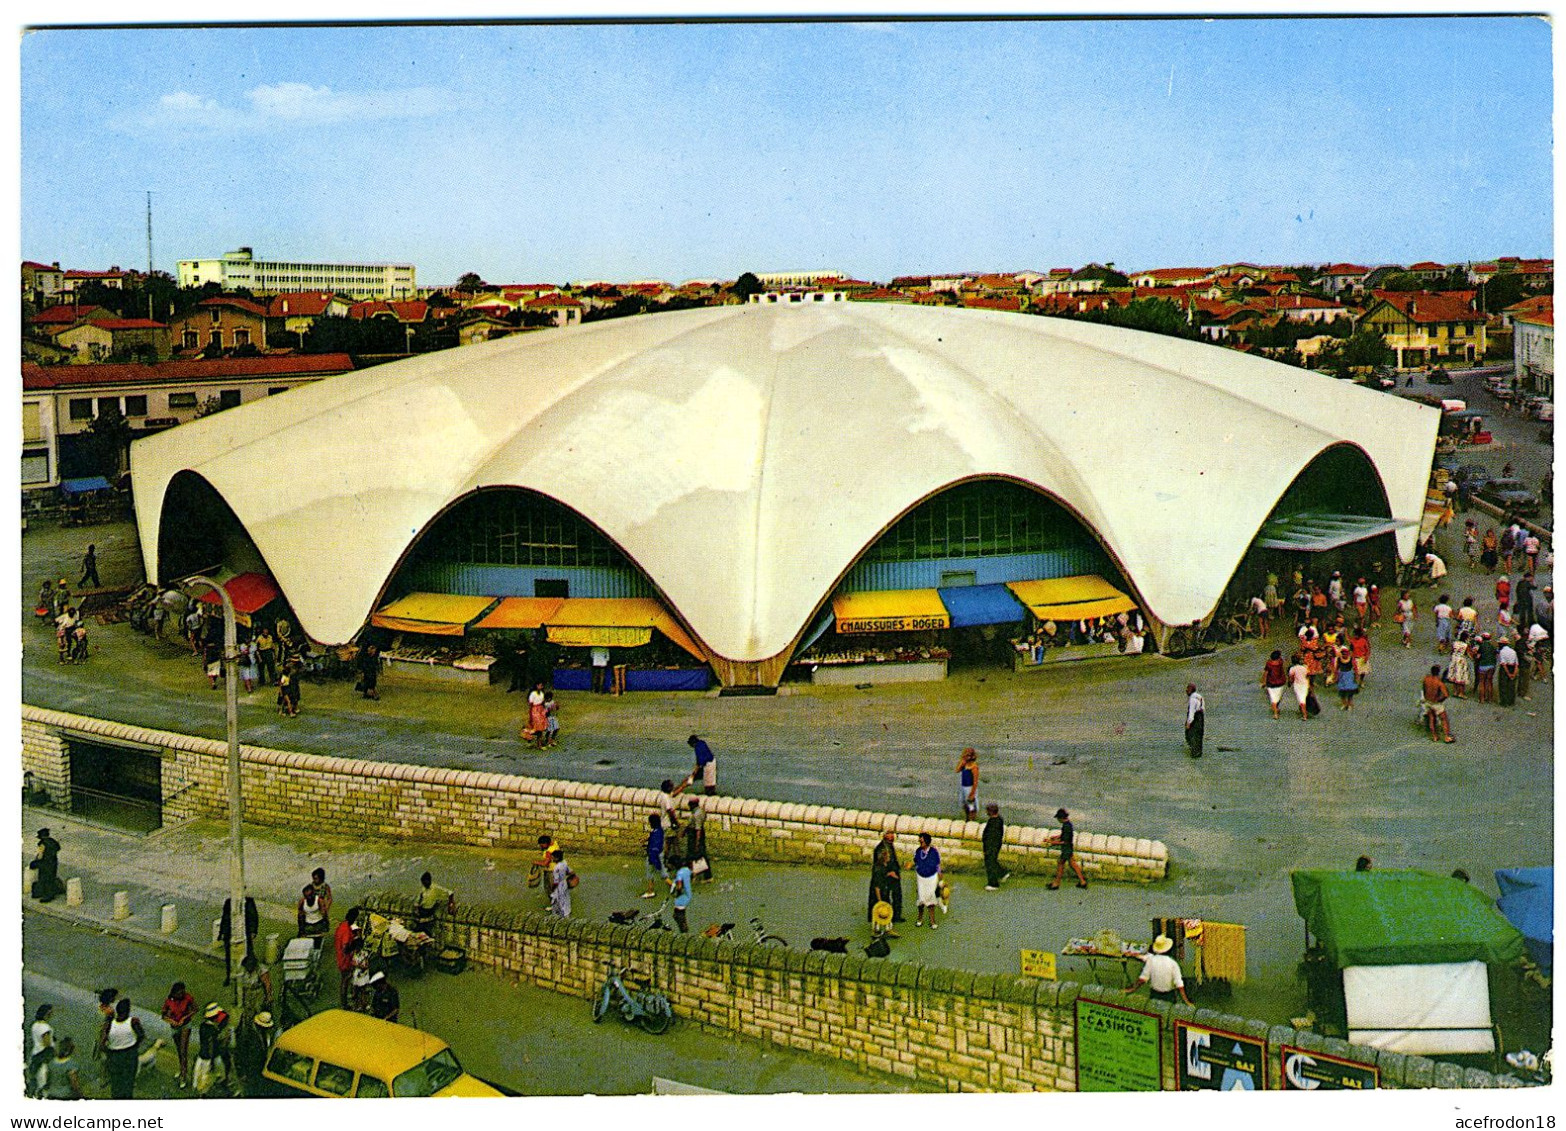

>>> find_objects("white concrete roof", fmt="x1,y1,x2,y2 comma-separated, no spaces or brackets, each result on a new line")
130,303,1439,658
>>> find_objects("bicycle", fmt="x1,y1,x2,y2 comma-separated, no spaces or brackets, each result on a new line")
706,915,788,948
592,964,673,1034
608,895,676,932
1165,621,1213,657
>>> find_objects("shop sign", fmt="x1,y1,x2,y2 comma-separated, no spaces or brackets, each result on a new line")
1019,949,1057,979
1176,1021,1266,1091
1279,1045,1379,1090
836,613,951,634
1075,998,1161,1092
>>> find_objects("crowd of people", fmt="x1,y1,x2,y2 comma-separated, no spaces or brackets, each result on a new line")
1014,609,1150,661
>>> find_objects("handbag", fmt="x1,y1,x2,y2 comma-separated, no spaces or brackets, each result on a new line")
690,857,710,877
566,870,579,889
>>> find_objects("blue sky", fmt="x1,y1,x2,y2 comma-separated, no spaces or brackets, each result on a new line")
19,15,1553,286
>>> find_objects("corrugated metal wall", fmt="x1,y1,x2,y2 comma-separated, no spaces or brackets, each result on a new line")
408,563,655,599
841,547,1111,593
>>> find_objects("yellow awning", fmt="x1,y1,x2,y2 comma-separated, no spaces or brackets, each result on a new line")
832,589,951,634
1006,576,1136,622
370,593,498,637
471,597,565,630
543,598,705,660
546,625,654,649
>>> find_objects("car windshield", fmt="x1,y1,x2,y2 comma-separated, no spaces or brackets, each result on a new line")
392,1048,464,1097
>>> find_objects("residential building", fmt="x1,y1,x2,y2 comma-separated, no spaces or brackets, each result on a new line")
1358,290,1487,368
53,318,171,364
1266,294,1351,325
177,247,417,300
1313,263,1371,297
266,291,354,348
21,261,65,305
62,267,133,294
523,293,583,327
168,296,271,354
21,353,355,486
1130,267,1211,288
1506,295,1553,396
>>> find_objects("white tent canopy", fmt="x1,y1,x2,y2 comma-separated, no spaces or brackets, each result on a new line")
130,303,1439,658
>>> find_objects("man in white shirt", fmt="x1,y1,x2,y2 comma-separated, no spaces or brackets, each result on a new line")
1184,684,1205,759
590,646,610,694
1124,935,1192,1005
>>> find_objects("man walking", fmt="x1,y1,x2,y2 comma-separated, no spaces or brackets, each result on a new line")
981,802,1009,891
334,908,360,1008
1047,807,1088,889
79,544,100,589
1421,665,1455,743
1184,683,1205,758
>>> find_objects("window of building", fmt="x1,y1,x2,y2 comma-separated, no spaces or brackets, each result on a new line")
168,392,198,410
209,331,222,348
22,450,50,485
234,329,251,347
183,330,200,350
219,389,241,409
22,402,42,442
96,397,120,417
863,480,1092,563
210,309,221,324
123,395,148,417
69,399,94,422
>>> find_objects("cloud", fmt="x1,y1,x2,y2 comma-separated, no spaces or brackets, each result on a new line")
122,82,456,133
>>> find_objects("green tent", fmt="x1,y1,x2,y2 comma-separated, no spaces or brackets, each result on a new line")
1291,869,1526,968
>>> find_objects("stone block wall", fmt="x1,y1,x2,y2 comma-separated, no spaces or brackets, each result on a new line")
19,706,1167,882
362,891,1518,1094
20,716,69,804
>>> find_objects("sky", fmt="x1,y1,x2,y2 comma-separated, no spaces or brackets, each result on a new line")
17,13,1555,287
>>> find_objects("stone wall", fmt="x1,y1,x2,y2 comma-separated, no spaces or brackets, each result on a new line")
19,706,1167,882
362,891,1520,1093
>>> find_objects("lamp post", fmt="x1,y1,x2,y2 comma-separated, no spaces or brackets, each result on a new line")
186,575,247,1001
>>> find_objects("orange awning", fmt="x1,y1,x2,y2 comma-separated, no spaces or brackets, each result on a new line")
544,597,705,660
471,597,565,630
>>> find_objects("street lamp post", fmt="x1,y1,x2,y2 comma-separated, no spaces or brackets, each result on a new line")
186,575,247,1002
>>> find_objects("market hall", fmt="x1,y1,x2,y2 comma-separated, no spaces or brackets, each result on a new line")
129,301,1439,690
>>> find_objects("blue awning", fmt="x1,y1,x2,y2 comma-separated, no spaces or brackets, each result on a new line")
937,583,1028,628
60,476,112,496
1495,867,1553,974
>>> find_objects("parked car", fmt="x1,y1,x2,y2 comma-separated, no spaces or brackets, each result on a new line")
1474,479,1542,516
257,1010,507,1098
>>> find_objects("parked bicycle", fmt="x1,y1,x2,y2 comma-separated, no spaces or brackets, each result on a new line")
592,965,673,1034
1164,620,1215,657
608,895,676,932
705,915,788,948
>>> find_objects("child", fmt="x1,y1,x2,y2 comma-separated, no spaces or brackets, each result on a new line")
543,691,559,748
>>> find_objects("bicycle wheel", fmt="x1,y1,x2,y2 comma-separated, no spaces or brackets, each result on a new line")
592,982,611,1023
634,994,672,1034
1167,628,1192,656
759,934,788,948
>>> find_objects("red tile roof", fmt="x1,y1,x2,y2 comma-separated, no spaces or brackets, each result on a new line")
22,354,354,390
961,295,1023,312
1505,295,1553,327
197,296,270,317
267,292,343,318
64,268,128,279
1318,263,1371,276
31,304,105,325
81,318,166,330
525,294,582,308
1409,261,1446,272
1369,290,1481,324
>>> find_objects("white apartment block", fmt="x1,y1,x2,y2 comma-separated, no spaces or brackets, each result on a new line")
177,247,416,300
1513,313,1553,397
754,270,847,287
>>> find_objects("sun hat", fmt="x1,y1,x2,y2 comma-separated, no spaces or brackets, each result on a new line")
253,1012,274,1029
204,1002,224,1020
1054,808,1069,820
871,901,894,927
1152,935,1174,954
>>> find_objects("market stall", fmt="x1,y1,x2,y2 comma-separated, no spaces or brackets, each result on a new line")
194,571,283,629
807,589,952,684
1291,869,1526,1055
540,597,711,691
1006,575,1144,668
370,593,500,684
1494,867,1553,977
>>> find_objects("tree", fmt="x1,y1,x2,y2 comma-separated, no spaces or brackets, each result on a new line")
1322,328,1391,378
456,272,488,293
303,315,404,355
1479,272,1530,314
84,402,131,479
729,272,762,302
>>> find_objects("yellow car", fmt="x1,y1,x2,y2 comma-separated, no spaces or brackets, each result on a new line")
258,1009,505,1098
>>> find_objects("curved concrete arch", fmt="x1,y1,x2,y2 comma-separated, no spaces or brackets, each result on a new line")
130,302,1440,652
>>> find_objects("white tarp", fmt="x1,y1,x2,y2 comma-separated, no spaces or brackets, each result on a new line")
1344,960,1494,1054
